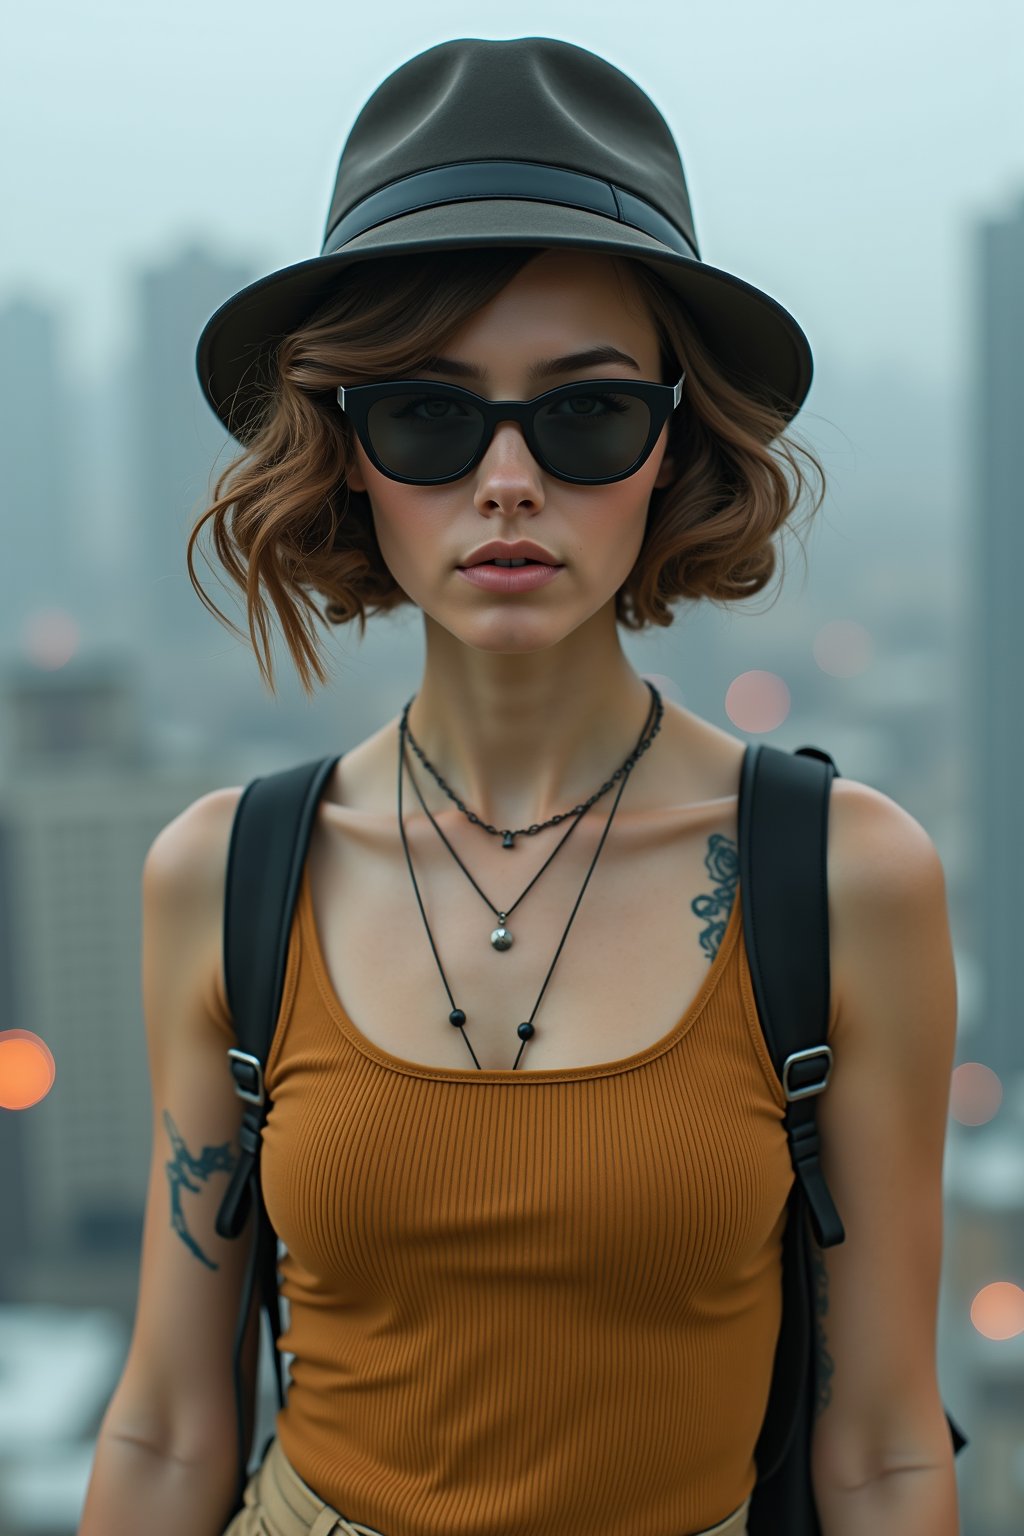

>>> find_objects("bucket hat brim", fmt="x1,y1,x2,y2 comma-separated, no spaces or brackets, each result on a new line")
196,197,813,446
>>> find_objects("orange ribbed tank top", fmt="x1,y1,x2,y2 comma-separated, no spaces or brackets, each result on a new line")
229,857,795,1536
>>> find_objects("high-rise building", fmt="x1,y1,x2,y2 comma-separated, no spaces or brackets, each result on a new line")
964,191,1024,1082
0,299,75,648
125,244,257,680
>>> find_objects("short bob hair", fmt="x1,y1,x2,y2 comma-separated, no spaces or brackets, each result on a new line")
187,246,826,698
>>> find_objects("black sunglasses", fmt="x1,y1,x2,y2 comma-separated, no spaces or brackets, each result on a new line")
335,373,685,486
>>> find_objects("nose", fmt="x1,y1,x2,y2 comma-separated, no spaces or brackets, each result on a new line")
472,419,545,511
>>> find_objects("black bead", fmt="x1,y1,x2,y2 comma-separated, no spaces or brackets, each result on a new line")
449,1009,466,1028
517,1022,534,1041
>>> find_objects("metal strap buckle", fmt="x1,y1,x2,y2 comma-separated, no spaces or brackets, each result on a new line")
782,1045,833,1102
227,1047,265,1107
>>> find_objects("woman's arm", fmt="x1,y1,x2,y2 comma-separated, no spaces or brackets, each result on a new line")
807,778,960,1533
79,1424,247,1536
78,790,260,1534
814,1462,960,1536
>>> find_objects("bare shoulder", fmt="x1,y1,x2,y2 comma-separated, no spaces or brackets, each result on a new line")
143,785,247,1031
826,775,946,897
144,786,246,881
825,775,948,1028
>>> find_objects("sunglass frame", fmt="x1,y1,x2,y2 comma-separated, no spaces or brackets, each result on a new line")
335,373,685,486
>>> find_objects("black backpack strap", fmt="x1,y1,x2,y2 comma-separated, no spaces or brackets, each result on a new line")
739,742,844,1250
739,741,840,1533
213,753,342,1515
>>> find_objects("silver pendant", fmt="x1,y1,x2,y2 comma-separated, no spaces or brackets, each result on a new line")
491,913,513,950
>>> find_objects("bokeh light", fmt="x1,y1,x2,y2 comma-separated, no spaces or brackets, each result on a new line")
0,1029,57,1110
724,670,791,734
812,618,874,678
970,1281,1024,1342
21,608,81,670
950,1061,1004,1126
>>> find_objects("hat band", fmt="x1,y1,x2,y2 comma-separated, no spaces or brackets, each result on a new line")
321,159,699,262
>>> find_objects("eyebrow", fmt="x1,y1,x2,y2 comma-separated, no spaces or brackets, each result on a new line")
420,345,642,384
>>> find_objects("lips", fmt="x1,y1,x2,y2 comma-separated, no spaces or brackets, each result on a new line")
458,540,561,567
457,562,565,591
459,558,562,569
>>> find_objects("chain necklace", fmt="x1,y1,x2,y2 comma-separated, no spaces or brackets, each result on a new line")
394,681,664,1068
402,682,664,851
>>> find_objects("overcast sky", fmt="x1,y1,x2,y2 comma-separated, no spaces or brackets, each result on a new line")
1,0,1020,393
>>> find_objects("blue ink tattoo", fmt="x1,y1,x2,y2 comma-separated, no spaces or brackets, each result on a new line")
163,1110,236,1270
690,832,739,963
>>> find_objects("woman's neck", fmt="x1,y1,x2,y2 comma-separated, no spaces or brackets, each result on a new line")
404,658,656,831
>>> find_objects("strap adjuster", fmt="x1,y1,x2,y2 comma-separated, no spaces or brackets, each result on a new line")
227,1048,265,1107
782,1045,833,1102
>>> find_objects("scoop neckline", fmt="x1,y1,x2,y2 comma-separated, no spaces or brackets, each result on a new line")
299,859,743,1083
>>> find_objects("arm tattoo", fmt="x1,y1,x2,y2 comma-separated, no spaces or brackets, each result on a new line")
163,1109,237,1270
810,1240,835,1417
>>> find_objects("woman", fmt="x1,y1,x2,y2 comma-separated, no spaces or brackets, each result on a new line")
79,35,961,1536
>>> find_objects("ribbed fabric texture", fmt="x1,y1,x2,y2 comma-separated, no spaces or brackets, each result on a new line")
235,860,794,1536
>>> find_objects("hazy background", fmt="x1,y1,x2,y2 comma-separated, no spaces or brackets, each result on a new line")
0,2,1022,1532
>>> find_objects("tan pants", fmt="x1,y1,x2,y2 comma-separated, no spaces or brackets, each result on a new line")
222,1435,751,1536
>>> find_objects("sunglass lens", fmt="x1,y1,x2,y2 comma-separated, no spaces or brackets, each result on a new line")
533,390,652,479
366,393,483,480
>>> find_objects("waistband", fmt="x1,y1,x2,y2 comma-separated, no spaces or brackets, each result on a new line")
243,1435,751,1536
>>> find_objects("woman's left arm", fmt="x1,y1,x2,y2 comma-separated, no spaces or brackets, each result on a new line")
807,778,961,1536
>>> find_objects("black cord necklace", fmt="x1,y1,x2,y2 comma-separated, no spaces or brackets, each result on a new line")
394,681,664,1068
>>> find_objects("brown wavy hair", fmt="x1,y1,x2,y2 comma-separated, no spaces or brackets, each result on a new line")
187,247,826,698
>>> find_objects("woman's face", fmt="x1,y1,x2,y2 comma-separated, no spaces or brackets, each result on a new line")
344,247,677,652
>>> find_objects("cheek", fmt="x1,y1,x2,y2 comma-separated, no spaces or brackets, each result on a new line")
368,493,423,569
579,466,661,568
361,478,452,590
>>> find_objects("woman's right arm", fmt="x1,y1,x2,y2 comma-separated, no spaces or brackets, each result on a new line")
78,788,261,1536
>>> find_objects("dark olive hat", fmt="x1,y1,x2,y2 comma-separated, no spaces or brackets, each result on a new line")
196,35,813,444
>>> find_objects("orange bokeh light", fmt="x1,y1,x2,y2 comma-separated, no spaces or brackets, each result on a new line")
0,1029,57,1109
949,1061,1003,1126
970,1281,1024,1342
